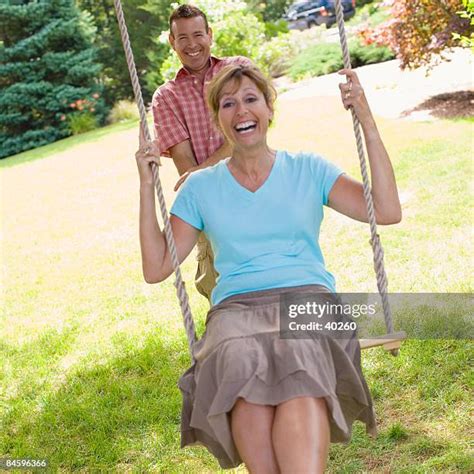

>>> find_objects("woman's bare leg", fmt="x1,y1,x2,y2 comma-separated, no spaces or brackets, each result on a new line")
231,398,280,474
272,397,330,474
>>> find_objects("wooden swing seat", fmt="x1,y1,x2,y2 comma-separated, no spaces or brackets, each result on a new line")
360,331,407,351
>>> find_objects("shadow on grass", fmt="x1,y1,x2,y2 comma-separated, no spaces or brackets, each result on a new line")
0,330,219,471
1,332,472,471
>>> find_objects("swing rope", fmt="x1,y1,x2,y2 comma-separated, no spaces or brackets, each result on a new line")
333,0,396,349
113,0,197,361
113,0,404,358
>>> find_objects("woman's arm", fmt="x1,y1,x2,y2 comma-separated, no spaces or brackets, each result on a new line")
136,126,200,283
327,69,402,225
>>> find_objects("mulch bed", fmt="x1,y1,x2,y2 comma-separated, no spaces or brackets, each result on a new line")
403,90,474,119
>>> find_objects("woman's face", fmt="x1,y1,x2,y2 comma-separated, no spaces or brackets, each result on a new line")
217,75,273,149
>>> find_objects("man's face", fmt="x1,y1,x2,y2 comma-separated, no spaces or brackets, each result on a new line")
169,16,213,75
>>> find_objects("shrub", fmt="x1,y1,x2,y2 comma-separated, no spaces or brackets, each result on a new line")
107,100,140,124
257,27,326,77
288,39,395,81
349,39,394,67
348,0,390,27
364,0,471,69
289,43,342,81
212,11,266,59
264,19,289,39
353,1,393,49
67,112,97,135
260,0,293,22
159,53,182,83
453,0,474,49
257,33,300,77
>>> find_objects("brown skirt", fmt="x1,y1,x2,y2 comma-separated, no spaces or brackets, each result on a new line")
178,285,377,469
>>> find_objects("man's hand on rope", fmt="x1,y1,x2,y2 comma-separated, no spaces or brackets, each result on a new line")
338,69,373,124
135,124,161,186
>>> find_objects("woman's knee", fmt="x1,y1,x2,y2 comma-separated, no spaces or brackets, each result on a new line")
230,399,279,472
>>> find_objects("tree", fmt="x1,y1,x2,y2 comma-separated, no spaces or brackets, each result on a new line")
76,0,172,105
362,0,471,69
0,0,106,158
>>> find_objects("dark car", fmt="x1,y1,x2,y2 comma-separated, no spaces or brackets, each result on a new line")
284,0,356,30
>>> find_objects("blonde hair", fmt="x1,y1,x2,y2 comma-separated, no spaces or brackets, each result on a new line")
207,64,277,126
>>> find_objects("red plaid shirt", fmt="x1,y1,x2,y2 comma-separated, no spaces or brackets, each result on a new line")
152,56,252,165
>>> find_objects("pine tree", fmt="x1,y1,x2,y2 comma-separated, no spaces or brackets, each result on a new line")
0,0,107,159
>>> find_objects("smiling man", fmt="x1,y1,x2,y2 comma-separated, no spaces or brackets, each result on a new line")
151,4,252,302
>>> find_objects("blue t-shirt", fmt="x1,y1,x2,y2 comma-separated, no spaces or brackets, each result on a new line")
171,150,344,305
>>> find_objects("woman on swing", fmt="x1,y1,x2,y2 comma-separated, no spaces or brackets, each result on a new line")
136,64,401,472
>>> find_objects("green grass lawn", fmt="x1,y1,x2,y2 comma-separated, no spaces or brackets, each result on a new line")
0,119,138,169
1,114,472,472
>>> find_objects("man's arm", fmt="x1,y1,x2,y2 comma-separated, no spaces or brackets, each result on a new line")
172,139,232,191
198,139,232,169
169,140,198,176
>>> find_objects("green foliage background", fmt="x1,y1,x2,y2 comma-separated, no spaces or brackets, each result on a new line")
76,0,173,105
289,39,395,81
159,0,270,81
453,0,474,49
0,0,107,159
3,0,468,158
75,0,293,104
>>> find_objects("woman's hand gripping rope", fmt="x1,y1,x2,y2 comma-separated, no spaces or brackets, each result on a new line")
135,122,161,186
338,69,373,125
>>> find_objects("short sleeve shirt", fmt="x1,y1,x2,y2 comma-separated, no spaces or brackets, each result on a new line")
152,55,252,165
170,150,345,305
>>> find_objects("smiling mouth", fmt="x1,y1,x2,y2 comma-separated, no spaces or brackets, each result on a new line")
187,51,200,57
234,121,257,134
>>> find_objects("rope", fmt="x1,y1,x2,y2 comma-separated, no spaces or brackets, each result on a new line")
113,0,197,361
334,0,397,354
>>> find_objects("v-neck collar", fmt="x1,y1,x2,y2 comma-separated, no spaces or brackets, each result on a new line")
223,151,280,198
